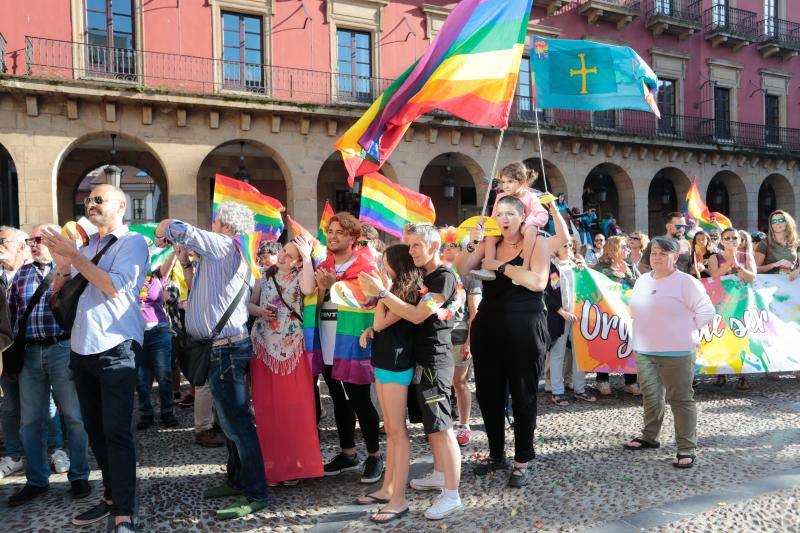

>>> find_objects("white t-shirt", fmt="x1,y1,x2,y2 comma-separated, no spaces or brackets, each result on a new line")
319,256,357,366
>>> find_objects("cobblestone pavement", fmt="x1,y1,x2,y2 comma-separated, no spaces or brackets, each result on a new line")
2,374,800,532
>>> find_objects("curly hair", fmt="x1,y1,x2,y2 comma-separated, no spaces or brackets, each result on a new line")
384,244,421,304
215,201,255,236
326,212,362,239
500,161,537,185
600,235,627,265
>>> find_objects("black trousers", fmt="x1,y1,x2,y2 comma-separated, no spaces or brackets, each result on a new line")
471,310,549,463
596,372,638,384
322,364,380,454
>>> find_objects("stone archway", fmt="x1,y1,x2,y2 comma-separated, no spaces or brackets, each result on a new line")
758,173,795,232
419,152,485,226
582,163,635,231
315,152,398,221
0,143,19,227
707,170,747,228
55,133,168,225
196,140,291,230
648,167,691,236
523,157,568,199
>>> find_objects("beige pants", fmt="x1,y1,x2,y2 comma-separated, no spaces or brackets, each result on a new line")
635,352,697,455
194,384,214,432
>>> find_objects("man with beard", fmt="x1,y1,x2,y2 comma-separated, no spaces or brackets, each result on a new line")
639,212,692,274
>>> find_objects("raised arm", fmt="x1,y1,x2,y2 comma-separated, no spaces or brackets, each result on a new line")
157,219,235,260
545,200,568,251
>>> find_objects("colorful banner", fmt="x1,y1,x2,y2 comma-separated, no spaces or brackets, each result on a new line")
571,269,800,374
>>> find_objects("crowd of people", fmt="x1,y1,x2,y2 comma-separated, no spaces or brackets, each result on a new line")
1,161,799,529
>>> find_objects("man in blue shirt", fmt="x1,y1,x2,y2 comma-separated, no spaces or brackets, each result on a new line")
42,184,148,533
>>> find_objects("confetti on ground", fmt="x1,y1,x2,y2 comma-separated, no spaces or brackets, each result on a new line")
622,476,633,481
696,431,702,437
718,502,727,507
566,475,574,482
551,481,558,488
535,521,544,529
587,481,593,488
539,437,545,443
511,508,518,517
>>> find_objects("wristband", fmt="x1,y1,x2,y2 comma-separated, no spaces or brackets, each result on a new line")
181,262,193,269
466,244,476,253
377,288,390,299
497,263,508,276
57,271,71,278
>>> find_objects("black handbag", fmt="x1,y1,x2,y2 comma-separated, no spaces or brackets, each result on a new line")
50,236,117,331
3,268,56,375
176,269,251,386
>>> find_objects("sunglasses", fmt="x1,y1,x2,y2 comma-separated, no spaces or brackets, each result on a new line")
673,224,689,230
357,240,369,247
771,217,786,224
630,236,640,241
25,236,43,246
442,243,460,249
722,236,740,241
84,196,109,207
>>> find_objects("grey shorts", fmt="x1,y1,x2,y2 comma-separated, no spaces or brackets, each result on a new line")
452,343,473,368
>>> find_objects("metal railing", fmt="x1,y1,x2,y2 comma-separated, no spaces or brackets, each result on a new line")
643,0,702,24
0,33,6,74
581,0,640,10
758,17,800,50
703,4,758,41
24,36,393,106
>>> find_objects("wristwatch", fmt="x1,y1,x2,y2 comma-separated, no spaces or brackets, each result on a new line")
377,288,390,299
497,263,508,276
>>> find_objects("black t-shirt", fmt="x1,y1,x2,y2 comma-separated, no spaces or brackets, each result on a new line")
371,319,414,372
413,266,457,369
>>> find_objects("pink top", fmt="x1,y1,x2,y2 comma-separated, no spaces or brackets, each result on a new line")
629,271,715,354
493,189,549,229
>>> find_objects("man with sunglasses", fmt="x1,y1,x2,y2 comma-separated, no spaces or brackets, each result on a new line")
639,212,692,274
41,184,149,532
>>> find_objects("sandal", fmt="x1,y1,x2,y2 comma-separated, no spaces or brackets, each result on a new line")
623,437,660,450
713,375,726,387
623,384,642,396
574,391,597,402
597,381,612,396
370,507,409,524
551,394,570,406
736,377,751,391
473,456,510,476
672,453,696,469
507,465,529,488
353,493,390,505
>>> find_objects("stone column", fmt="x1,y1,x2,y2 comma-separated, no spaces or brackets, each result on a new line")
151,143,212,227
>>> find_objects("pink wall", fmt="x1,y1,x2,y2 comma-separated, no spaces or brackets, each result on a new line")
141,0,212,58
0,1,73,75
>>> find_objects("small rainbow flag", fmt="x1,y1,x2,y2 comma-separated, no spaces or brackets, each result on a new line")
318,201,334,245
334,0,534,182
234,231,263,279
684,177,732,231
286,214,327,263
213,173,284,236
359,173,436,238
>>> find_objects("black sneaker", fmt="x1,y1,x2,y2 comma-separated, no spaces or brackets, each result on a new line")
323,452,360,476
136,415,154,431
360,455,384,484
8,484,49,506
72,501,111,525
71,479,92,499
161,412,179,428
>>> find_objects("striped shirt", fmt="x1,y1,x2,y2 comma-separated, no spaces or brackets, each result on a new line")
7,262,64,340
164,221,251,339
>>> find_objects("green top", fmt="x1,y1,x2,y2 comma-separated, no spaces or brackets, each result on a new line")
592,262,639,288
755,240,799,274
638,351,693,357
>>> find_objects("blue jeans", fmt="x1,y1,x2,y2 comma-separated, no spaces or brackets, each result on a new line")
20,339,90,486
71,340,139,517
208,339,266,502
135,326,174,416
1,371,63,459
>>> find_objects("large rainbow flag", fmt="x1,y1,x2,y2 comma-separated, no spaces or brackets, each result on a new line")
684,177,732,231
212,173,285,236
335,0,534,182
359,173,436,238
318,201,334,245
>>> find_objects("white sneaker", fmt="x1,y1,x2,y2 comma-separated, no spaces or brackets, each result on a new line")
51,449,70,474
424,491,463,520
0,456,24,478
410,469,445,491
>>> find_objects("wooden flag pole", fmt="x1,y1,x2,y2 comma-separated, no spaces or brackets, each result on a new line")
479,128,506,217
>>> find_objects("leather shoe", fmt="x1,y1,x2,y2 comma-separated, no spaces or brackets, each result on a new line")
9,484,49,506
195,429,225,448
161,412,179,428
136,415,154,430
71,479,92,499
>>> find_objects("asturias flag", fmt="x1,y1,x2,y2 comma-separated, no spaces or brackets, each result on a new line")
530,38,660,117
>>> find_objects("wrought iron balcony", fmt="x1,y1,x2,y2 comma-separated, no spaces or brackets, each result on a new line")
0,33,6,74
533,0,571,16
643,0,702,40
703,4,758,51
579,0,641,30
757,17,800,60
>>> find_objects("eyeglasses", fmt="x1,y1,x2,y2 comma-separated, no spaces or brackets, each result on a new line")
0,237,23,247
442,243,460,249
771,217,786,224
83,196,108,207
630,236,640,241
25,236,43,246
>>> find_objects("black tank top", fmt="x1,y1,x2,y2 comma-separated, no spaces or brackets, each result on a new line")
478,254,545,313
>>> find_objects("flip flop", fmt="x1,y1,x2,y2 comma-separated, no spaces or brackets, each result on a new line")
353,494,390,505
623,437,660,450
672,454,696,469
369,507,410,524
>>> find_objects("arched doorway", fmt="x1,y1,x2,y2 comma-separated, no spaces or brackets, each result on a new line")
56,134,167,225
0,143,19,227
419,153,484,227
582,163,634,231
758,174,795,232
647,167,691,236
523,157,568,198
707,171,747,228
196,141,289,229
316,152,398,221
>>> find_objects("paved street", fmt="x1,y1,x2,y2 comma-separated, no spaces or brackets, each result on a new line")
3,374,800,532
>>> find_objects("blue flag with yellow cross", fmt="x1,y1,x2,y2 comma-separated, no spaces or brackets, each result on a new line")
530,38,661,117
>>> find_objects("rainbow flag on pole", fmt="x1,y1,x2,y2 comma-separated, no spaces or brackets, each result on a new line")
286,214,327,263
318,201,334,245
684,177,732,231
212,173,285,236
335,0,534,182
359,173,436,238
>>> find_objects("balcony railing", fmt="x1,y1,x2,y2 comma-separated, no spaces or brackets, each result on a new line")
703,4,758,41
24,36,393,106
643,0,702,23
0,33,6,74
758,17,800,50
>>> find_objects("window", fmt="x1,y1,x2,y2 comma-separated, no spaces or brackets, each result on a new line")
765,94,780,144
657,79,676,134
133,198,145,220
516,57,544,123
713,0,728,27
592,109,616,130
655,0,672,15
222,12,264,91
84,0,135,79
714,86,732,140
764,0,777,35
337,29,372,103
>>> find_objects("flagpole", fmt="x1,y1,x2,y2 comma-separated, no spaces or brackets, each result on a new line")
533,108,549,193
479,128,506,217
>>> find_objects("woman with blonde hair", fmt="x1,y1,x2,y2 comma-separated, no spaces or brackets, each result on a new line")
628,231,648,273
755,210,799,278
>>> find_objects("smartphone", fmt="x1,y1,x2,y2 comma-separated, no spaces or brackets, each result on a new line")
264,303,278,312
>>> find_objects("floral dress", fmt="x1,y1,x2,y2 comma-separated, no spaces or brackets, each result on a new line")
251,272,304,376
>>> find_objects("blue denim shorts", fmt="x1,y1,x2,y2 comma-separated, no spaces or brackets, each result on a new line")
374,367,414,386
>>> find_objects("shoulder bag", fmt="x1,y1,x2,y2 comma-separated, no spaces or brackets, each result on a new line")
3,268,57,375
270,275,302,322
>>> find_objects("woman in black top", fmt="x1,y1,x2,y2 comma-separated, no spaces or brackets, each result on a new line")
689,231,714,279
456,196,568,488
356,244,421,523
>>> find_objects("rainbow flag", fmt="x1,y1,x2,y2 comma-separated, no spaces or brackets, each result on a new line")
286,214,327,263
318,201,334,245
684,178,732,231
234,231,263,279
334,0,533,182
212,173,285,236
359,173,436,238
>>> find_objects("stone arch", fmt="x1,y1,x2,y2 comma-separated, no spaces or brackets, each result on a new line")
522,157,568,199
0,142,19,227
707,170,747,228
315,152,398,221
196,140,293,229
647,167,691,236
758,173,795,232
419,152,486,226
582,163,635,231
55,133,168,225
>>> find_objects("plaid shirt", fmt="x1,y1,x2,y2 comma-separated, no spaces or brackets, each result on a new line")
7,261,64,340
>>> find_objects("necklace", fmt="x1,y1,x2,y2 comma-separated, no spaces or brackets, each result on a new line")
503,239,522,249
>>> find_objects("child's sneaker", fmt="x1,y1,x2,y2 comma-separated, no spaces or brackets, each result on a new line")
470,268,496,281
